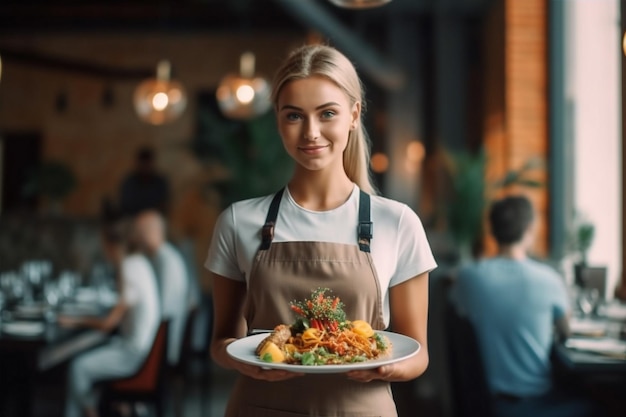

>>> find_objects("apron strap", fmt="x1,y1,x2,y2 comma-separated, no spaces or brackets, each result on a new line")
260,188,373,252
358,190,373,252
260,188,284,250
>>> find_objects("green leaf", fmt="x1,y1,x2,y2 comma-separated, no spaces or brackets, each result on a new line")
23,160,77,200
373,333,387,351
300,351,316,366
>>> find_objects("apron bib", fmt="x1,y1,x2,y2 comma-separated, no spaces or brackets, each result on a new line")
225,189,398,417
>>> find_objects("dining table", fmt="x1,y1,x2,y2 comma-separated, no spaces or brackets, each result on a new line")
552,300,626,416
0,296,112,417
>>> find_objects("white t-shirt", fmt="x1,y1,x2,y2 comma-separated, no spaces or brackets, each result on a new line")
119,253,160,353
153,242,189,364
205,185,437,326
154,242,189,319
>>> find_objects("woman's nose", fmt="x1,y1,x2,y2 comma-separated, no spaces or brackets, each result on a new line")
303,118,320,140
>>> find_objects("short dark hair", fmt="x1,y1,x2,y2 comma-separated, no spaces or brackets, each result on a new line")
488,195,534,245
136,146,155,163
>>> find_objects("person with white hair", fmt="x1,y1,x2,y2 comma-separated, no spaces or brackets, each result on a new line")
133,209,189,367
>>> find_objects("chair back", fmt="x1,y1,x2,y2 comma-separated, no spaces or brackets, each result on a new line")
170,307,199,375
110,320,169,392
445,302,494,417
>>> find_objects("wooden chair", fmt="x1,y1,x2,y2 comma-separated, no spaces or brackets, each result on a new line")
99,320,170,417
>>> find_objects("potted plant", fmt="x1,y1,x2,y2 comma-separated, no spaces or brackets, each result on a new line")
441,147,543,262
22,160,77,213
569,212,595,286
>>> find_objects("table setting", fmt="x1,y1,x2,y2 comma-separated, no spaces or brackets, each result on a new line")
0,260,56,338
555,286,626,372
0,260,117,352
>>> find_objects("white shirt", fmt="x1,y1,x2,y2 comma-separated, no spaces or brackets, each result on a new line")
154,242,189,319
205,185,437,326
119,254,160,353
153,242,189,364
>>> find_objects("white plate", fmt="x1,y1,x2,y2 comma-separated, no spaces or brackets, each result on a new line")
60,302,102,316
227,330,420,374
599,303,626,320
1,321,45,336
565,337,626,356
569,318,607,337
15,303,47,314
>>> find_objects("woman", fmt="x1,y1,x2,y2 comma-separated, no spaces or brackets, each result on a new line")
60,216,160,417
206,44,437,417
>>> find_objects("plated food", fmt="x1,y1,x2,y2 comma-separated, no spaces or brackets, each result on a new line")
255,288,392,366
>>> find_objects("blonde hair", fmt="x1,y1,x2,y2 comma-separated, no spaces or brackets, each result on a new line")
271,44,377,195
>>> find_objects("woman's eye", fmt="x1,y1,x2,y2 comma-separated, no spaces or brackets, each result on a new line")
286,113,302,121
321,110,336,119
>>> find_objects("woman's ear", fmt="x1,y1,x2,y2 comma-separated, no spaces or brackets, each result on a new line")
351,102,361,130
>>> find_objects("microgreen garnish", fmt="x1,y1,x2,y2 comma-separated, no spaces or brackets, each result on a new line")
290,288,346,332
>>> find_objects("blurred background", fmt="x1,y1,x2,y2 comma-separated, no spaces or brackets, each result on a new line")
0,0,623,416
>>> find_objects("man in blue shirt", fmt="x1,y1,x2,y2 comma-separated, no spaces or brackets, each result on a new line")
451,195,601,417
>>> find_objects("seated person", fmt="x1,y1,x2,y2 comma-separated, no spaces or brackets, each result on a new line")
60,215,160,417
133,209,189,367
450,195,602,417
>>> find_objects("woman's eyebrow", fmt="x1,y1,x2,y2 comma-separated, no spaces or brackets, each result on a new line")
279,102,341,112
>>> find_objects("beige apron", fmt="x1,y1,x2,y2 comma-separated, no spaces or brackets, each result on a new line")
224,189,398,417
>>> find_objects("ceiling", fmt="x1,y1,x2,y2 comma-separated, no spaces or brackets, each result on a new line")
0,0,491,89
0,0,365,35
0,0,491,35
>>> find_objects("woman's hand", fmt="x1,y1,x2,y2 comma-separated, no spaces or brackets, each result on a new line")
346,364,396,382
347,273,431,383
231,360,304,382
210,274,304,382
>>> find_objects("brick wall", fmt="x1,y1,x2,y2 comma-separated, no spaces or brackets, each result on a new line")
0,32,305,290
483,0,550,257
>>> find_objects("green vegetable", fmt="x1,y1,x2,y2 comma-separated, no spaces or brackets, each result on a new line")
261,353,274,363
373,333,387,351
300,351,316,366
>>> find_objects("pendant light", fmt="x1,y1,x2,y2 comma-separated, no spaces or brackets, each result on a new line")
328,0,392,9
216,52,271,120
133,60,187,125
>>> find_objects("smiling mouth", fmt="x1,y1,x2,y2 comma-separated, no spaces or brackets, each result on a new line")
298,145,329,154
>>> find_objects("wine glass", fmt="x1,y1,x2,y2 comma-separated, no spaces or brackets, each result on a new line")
578,288,600,317
43,280,60,322
21,260,52,303
58,271,78,302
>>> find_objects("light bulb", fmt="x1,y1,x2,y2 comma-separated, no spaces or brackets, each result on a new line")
236,85,255,104
152,92,169,111
216,52,271,120
133,60,187,125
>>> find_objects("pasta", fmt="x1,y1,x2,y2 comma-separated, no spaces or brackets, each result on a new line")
256,288,392,365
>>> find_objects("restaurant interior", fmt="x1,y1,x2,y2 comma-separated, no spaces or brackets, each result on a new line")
1,0,625,416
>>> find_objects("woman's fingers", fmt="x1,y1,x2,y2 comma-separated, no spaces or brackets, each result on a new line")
237,363,304,381
346,365,393,382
